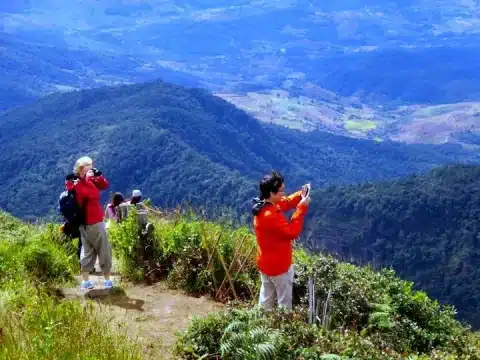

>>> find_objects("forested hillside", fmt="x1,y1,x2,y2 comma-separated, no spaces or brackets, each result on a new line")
305,164,480,328
1,81,479,220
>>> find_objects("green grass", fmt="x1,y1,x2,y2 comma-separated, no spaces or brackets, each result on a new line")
344,119,377,132
0,211,158,360
2,209,480,359
0,289,147,360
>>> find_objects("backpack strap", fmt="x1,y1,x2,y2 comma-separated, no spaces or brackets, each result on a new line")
72,186,88,229
81,197,88,230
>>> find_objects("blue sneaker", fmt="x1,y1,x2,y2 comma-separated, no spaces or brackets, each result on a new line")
104,280,113,290
81,280,95,291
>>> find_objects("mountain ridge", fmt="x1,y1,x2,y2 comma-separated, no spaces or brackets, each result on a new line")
2,1,480,146
1,80,479,220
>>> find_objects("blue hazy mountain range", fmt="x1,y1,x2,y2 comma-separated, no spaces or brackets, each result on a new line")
2,0,480,110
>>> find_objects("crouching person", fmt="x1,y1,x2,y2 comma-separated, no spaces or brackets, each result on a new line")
252,171,310,311
74,156,113,291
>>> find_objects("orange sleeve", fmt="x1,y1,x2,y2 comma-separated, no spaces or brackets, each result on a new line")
262,203,308,241
276,190,303,212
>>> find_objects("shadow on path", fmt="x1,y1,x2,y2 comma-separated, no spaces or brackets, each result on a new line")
85,288,145,311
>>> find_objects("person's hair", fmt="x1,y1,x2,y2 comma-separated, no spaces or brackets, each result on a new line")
259,171,284,200
111,192,124,207
74,156,93,175
130,196,142,205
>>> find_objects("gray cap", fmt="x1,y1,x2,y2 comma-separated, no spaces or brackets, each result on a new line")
132,189,142,197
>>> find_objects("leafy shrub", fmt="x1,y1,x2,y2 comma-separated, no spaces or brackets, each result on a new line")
174,310,233,359
220,322,285,360
0,217,75,286
20,236,75,284
0,211,31,241
175,306,480,360
293,248,474,355
39,223,79,265
173,246,480,359
109,208,145,280
110,213,258,299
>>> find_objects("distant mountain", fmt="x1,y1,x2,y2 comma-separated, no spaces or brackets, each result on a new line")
304,164,480,328
0,32,200,111
0,80,479,220
1,2,480,137
2,1,480,148
3,0,479,102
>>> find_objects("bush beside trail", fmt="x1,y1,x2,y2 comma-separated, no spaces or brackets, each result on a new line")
0,211,154,360
108,210,259,300
107,210,480,359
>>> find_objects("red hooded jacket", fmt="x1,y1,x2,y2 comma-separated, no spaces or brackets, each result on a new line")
74,175,109,225
252,191,308,276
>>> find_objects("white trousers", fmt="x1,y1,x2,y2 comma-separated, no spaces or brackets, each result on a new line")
259,265,294,311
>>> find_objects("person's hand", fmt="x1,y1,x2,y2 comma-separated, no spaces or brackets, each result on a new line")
92,168,102,177
86,169,94,178
299,195,311,207
301,183,311,190
301,183,311,197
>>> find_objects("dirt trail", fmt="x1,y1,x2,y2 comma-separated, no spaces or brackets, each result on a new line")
62,259,223,359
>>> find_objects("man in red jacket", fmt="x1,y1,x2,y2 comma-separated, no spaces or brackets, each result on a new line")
252,171,311,310
73,156,113,291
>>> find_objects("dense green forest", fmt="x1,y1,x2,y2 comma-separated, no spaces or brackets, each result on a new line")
304,164,480,328
1,80,479,220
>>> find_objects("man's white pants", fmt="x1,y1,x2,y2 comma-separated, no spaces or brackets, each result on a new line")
259,265,294,310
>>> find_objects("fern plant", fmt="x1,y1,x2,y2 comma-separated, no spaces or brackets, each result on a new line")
361,298,395,338
220,320,285,360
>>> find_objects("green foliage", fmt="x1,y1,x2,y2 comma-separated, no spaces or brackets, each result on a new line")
174,245,480,359
0,215,75,286
109,208,144,280
294,249,471,355
0,210,156,360
305,164,480,327
3,205,479,360
1,81,479,221
109,212,259,299
220,322,284,360
106,209,480,359
0,211,33,245
366,301,394,332
176,306,480,360
0,286,146,360
20,238,74,284
174,309,233,358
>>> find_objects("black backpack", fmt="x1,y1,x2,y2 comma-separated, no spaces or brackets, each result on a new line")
59,186,87,239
